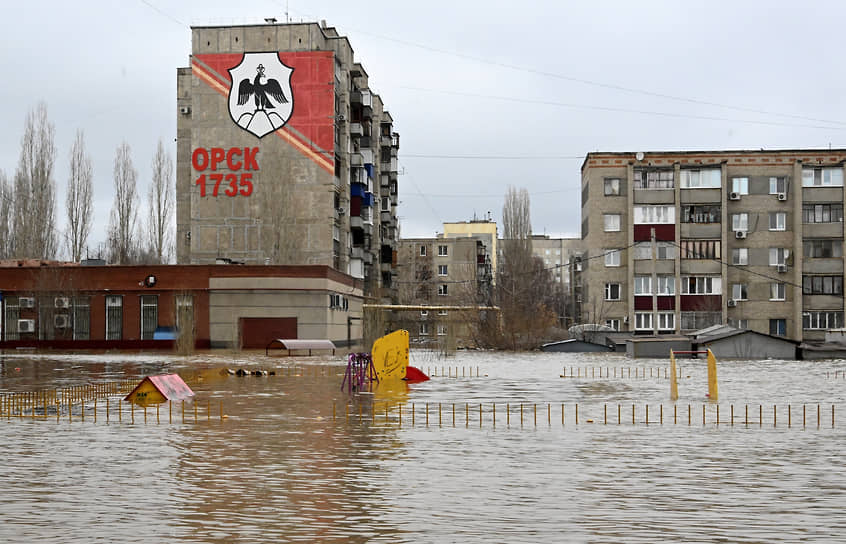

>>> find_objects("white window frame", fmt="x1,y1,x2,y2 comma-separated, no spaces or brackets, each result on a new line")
437,324,448,336
802,168,844,187
731,177,749,195
604,249,621,267
605,319,621,331
437,245,448,257
605,283,621,301
732,284,748,301
419,323,430,336
657,312,675,331
419,245,427,256
731,213,748,232
634,312,653,331
634,276,652,295
681,276,722,295
604,178,621,196
657,243,674,260
769,177,786,194
437,284,448,296
438,264,448,276
770,282,786,301
732,248,748,265
603,214,621,232
633,205,675,225
769,248,789,266
769,212,786,231
420,310,428,317
657,276,675,295
680,169,721,189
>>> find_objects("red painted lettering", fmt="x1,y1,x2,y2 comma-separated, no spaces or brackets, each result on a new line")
244,147,260,170
192,148,209,171
210,147,225,170
226,148,242,170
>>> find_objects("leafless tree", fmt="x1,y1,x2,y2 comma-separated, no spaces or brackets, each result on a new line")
147,139,174,264
0,170,12,258
65,130,94,262
107,141,140,264
13,102,57,259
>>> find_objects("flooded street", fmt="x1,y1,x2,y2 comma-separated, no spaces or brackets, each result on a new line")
2,350,846,543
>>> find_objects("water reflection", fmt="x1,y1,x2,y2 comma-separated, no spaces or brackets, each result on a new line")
1,350,846,542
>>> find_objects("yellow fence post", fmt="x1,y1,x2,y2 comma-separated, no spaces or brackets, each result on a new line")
669,350,679,401
707,349,718,401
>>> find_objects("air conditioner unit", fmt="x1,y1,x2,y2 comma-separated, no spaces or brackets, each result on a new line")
575,262,583,272
19,297,35,308
17,319,35,333
337,114,346,122
735,230,747,239
727,299,737,307
777,192,787,201
336,207,345,215
54,297,70,309
179,105,191,114
54,315,70,328
777,264,787,273
729,192,741,201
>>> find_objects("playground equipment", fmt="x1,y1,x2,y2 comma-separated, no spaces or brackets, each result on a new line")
342,330,429,393
669,349,717,401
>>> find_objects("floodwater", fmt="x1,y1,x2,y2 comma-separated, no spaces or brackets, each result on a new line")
1,349,846,543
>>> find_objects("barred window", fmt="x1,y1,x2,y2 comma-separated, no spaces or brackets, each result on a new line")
105,296,122,341
681,205,720,224
140,295,158,340
73,297,90,340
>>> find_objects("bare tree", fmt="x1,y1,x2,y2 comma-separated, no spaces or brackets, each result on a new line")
66,130,94,262
147,139,174,264
0,170,11,258
107,141,140,264
13,102,57,259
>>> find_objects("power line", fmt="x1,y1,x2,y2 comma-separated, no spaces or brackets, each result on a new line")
402,153,585,160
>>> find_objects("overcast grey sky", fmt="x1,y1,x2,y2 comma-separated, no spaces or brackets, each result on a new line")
2,1,846,256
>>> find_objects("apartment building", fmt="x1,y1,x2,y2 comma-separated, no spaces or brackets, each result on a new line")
176,21,400,299
395,235,493,346
579,149,846,342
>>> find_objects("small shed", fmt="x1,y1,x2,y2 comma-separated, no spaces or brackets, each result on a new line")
124,374,194,406
541,339,613,353
694,328,799,360
265,338,336,356
626,336,693,358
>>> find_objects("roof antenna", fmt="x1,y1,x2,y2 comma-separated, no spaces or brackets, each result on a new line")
285,0,290,23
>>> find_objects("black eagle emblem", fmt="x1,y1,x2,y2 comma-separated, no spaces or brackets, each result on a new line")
237,64,288,110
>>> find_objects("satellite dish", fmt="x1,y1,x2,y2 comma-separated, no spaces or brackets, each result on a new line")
635,151,645,161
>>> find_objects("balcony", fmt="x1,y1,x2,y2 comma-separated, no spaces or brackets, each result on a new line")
349,123,363,137
350,153,363,167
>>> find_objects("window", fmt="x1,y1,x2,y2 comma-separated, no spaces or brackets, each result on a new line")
803,275,843,295
732,248,748,265
769,212,786,231
420,310,428,317
770,283,786,301
140,295,158,340
680,169,721,188
437,325,448,336
731,284,747,301
419,245,427,256
802,203,843,223
604,249,621,267
769,177,787,194
680,239,720,260
605,319,621,331
175,294,194,334
419,323,430,336
658,312,675,331
681,276,722,295
438,284,448,296
657,243,674,260
605,283,621,301
731,177,749,195
72,297,90,340
728,318,749,329
769,248,789,266
604,178,621,196
681,205,721,224
682,312,722,330
657,276,675,295
634,276,652,295
769,319,786,336
731,213,748,232
633,170,673,189
803,311,843,330
802,167,844,187
438,245,448,256
381,196,390,211
437,309,448,316
3,297,20,341
105,296,122,341
635,312,653,330
633,205,675,224
803,240,842,259
604,214,621,232
438,264,448,276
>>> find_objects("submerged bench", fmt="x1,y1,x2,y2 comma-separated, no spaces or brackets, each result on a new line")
265,339,337,356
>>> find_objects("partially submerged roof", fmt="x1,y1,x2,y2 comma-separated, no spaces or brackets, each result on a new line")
696,328,800,345
265,339,336,355
124,374,194,404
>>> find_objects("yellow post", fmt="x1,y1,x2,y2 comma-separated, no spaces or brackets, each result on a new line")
707,349,718,401
669,350,679,401
398,404,402,426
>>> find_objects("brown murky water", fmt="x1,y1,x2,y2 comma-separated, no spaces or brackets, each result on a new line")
1,350,846,543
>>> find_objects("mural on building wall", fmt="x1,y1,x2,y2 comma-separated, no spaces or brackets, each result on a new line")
192,51,335,174
228,53,294,138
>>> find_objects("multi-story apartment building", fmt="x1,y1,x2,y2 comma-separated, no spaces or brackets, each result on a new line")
579,149,846,342
530,235,583,290
176,21,400,299
395,234,493,346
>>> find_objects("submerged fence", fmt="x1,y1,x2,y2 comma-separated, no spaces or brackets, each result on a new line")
334,401,839,430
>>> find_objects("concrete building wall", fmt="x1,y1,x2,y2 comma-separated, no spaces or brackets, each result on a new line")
580,149,846,343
